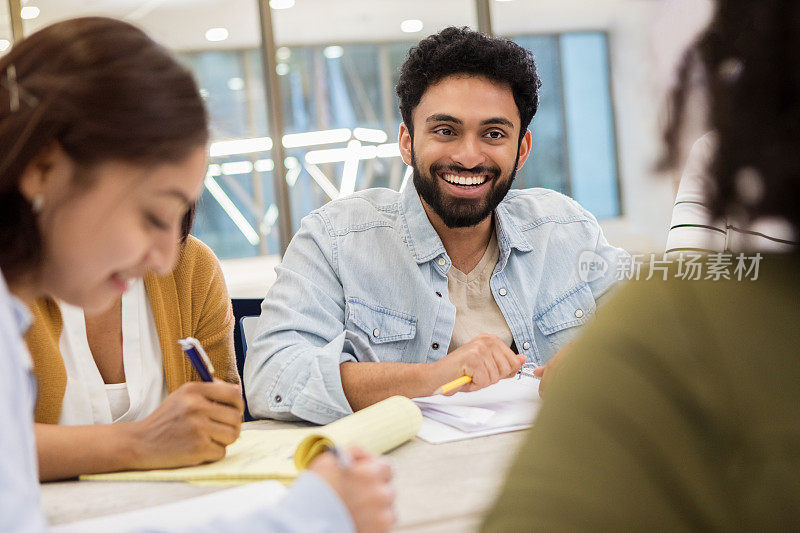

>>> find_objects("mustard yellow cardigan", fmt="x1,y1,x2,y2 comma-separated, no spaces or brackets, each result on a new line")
25,236,240,424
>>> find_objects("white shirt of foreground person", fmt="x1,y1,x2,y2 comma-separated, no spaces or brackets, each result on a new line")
0,271,355,533
666,132,799,254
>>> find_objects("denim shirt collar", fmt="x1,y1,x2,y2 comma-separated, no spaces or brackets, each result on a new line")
399,182,533,270
494,201,534,270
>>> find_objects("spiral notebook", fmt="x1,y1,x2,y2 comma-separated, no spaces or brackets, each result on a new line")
81,395,422,485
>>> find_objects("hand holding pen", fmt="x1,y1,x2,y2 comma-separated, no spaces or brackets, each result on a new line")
434,361,541,395
431,334,526,395
113,338,244,471
308,445,395,533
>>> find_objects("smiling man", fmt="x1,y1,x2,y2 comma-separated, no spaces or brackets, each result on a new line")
244,27,628,424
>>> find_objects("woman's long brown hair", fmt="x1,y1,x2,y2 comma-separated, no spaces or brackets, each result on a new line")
0,17,209,282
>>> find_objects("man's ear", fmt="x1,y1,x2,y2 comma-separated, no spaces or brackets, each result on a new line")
398,122,413,166
515,129,533,170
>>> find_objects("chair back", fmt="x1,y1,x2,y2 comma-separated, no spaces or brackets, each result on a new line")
231,298,263,421
239,315,261,357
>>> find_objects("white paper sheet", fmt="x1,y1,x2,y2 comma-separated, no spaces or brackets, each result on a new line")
413,377,540,443
52,481,287,532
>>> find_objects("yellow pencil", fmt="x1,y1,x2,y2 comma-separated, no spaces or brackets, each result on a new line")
434,375,472,395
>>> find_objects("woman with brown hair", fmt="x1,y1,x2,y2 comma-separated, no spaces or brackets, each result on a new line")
27,203,244,480
0,17,394,533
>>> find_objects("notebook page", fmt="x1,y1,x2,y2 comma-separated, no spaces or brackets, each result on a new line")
295,396,422,468
413,377,540,440
418,404,496,431
417,417,532,444
83,397,422,482
82,428,314,482
414,376,540,408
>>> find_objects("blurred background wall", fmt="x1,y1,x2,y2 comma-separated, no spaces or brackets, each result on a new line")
1,0,713,297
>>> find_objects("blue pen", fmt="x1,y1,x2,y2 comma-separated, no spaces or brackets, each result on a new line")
178,337,215,382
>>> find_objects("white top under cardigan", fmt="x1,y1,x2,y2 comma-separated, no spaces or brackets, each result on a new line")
57,279,167,425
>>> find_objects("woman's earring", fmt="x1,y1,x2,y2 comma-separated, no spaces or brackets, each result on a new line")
31,195,44,213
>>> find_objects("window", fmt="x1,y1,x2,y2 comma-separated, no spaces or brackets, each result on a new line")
510,32,620,219
0,1,11,58
13,1,621,261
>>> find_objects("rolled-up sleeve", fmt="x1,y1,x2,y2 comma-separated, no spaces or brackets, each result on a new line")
244,212,355,424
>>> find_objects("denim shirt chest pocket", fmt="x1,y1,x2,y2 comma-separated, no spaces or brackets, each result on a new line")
533,283,596,357
345,297,417,362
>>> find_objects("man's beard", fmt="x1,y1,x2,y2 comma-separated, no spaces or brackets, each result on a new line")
411,146,519,229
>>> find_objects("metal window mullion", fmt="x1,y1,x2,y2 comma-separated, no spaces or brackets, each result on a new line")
257,0,293,255
241,49,268,255
475,0,493,35
602,30,624,217
8,0,23,42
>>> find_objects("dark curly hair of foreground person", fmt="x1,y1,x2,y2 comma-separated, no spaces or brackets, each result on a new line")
396,26,542,145
662,0,800,234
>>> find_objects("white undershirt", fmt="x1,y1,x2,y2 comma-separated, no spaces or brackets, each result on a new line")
104,382,131,421
57,279,168,425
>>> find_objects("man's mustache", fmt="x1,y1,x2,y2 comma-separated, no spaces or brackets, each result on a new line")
429,163,501,180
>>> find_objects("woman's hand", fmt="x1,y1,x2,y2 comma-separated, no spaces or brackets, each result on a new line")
127,379,244,469
309,446,396,533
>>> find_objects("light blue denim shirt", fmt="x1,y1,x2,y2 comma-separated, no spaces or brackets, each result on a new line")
0,270,47,533
245,183,629,425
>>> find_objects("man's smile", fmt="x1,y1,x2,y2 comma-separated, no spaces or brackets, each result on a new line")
438,170,490,187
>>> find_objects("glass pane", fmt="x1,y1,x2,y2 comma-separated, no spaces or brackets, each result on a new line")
271,0,478,231
275,41,416,232
492,1,622,220
0,1,10,59
560,32,619,219
24,0,273,259
509,35,569,195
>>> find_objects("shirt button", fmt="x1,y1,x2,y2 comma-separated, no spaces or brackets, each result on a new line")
574,309,584,318
438,257,446,266
498,288,508,296
372,328,380,337
435,291,442,298
522,341,531,350
432,342,439,350
274,395,282,403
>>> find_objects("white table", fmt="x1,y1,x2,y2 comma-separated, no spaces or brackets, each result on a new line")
41,420,527,532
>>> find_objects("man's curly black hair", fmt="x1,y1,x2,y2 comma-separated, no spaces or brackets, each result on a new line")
396,26,542,145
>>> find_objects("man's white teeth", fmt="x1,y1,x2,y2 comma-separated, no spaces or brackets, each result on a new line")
442,173,487,186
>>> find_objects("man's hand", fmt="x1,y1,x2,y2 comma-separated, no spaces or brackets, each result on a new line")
433,334,525,394
309,446,395,533
127,379,244,469
533,341,575,397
